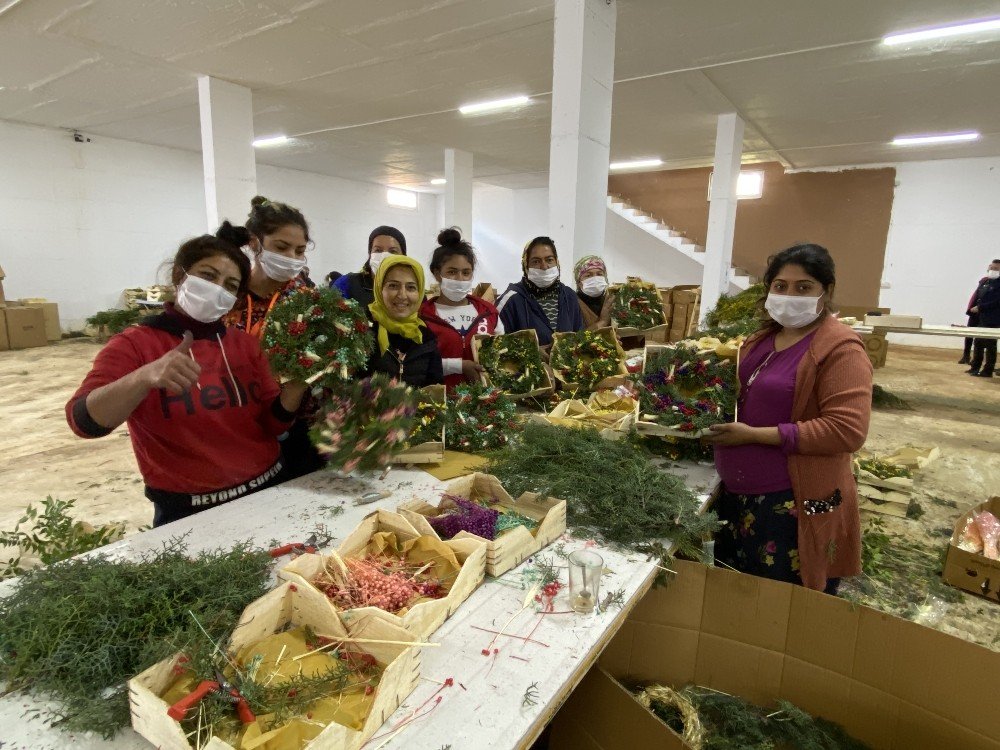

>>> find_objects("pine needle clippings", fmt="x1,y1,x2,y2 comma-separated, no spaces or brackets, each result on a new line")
871,384,913,410
522,682,540,708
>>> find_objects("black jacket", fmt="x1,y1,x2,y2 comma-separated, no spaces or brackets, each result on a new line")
367,325,444,387
974,277,1000,328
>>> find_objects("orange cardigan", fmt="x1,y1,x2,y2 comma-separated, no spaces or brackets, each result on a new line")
738,314,873,590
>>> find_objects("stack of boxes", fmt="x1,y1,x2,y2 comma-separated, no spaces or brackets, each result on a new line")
667,285,701,342
0,265,61,352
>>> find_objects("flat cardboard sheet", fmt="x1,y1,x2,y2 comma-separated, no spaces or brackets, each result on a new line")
419,450,490,480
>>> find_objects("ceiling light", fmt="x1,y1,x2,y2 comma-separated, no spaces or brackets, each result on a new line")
386,188,418,209
609,158,663,171
883,18,1000,46
458,95,530,115
430,178,447,185
253,135,289,148
891,131,980,146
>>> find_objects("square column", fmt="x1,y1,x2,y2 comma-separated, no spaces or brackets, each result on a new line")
444,148,473,234
198,75,257,230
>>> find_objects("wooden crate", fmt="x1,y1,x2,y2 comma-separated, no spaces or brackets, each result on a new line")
394,384,446,464
279,509,486,639
471,328,554,400
861,331,889,369
398,473,567,577
608,279,670,338
550,327,628,393
633,343,711,439
129,581,420,750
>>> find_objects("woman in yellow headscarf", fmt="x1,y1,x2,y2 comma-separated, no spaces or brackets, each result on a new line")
366,255,444,386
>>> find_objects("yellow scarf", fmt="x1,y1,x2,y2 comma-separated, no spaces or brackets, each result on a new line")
368,255,426,354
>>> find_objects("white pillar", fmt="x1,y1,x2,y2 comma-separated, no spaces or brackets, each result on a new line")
547,0,616,283
198,75,257,231
444,148,473,235
699,113,745,323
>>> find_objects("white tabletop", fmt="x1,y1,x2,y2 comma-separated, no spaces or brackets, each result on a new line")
0,461,718,750
852,323,1000,340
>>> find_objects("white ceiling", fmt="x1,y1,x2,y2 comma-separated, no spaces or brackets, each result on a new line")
2,0,999,190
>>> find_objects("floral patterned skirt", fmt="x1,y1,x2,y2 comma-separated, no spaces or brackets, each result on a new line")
714,487,840,594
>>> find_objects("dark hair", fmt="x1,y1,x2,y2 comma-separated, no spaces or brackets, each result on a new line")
364,225,407,275
993,258,1000,264
169,221,252,298
525,236,557,259
429,227,476,274
759,243,837,328
246,195,310,251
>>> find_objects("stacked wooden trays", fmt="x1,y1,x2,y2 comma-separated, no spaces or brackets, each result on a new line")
399,472,567,577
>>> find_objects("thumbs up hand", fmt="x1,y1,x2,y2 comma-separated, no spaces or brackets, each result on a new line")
142,331,202,394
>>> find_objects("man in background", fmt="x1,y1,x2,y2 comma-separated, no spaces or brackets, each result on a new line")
966,259,1000,377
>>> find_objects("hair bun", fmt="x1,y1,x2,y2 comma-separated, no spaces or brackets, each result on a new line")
250,195,270,209
437,227,463,247
216,220,251,248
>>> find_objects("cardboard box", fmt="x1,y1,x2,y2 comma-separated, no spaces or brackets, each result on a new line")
0,263,6,306
0,309,10,351
19,299,61,341
551,560,1000,750
943,497,1000,603
670,285,701,305
4,305,47,349
473,282,497,303
862,331,889,369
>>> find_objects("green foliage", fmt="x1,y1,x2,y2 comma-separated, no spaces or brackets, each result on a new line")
85,308,143,335
611,283,667,330
0,539,271,737
0,497,125,580
857,458,912,480
445,383,520,453
639,347,737,433
703,283,765,328
549,330,622,393
871,384,913,410
487,423,718,560
861,517,891,583
477,333,547,394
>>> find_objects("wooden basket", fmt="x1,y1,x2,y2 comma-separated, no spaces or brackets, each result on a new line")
278,509,486,639
608,279,670,338
633,343,710,439
394,384,446,464
471,328,554,400
549,327,628,394
398,473,567,577
129,582,420,750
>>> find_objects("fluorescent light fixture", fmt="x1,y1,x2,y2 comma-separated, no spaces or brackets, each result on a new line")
891,131,980,146
707,170,765,200
253,135,289,148
430,178,447,185
883,18,1000,46
386,187,418,209
458,95,530,115
609,158,664,171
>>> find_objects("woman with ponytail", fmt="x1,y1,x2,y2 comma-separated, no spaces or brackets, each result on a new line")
419,228,502,390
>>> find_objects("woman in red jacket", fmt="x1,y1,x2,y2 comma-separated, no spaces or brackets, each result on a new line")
66,224,309,527
419,228,503,390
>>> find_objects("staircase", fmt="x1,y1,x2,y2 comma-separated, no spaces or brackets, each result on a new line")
607,194,755,291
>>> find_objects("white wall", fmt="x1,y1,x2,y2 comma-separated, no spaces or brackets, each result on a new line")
879,157,1000,348
0,119,439,329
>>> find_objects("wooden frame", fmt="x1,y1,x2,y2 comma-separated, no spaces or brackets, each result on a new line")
633,343,710,439
278,509,486,639
549,327,628,394
129,582,420,750
608,280,671,339
394,384,446,464
471,328,554,400
398,472,568,577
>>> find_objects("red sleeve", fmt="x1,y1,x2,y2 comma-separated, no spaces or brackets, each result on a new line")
249,338,294,436
65,332,146,438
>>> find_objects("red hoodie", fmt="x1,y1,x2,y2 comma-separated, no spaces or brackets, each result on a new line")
420,295,500,389
66,305,294,513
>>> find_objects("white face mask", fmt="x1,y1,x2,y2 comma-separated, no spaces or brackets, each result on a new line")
988,270,1000,280
368,251,392,276
440,277,476,303
580,276,608,298
765,293,824,329
259,249,306,282
527,266,560,288
175,273,237,323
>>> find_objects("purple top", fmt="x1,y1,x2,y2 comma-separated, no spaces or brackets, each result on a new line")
714,331,815,494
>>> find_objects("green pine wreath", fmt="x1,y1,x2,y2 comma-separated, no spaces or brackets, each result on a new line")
612,282,667,330
639,346,736,433
261,287,373,388
477,333,547,394
408,392,447,446
445,383,520,453
549,331,622,392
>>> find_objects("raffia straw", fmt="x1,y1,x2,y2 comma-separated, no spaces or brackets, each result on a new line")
291,636,439,662
305,362,337,385
636,684,704,750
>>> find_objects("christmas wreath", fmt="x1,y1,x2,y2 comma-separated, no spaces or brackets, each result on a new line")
476,333,548,395
310,375,418,473
407,390,446,447
445,383,520,453
639,346,736,433
549,331,623,392
612,282,667,330
262,287,373,388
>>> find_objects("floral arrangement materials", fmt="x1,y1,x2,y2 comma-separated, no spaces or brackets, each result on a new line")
611,280,668,331
280,510,486,638
445,382,520,453
856,457,912,480
638,345,736,434
262,286,374,387
639,683,872,750
0,540,271,738
703,282,766,328
311,375,418,473
871,384,913,410
85,307,144,337
407,387,446,447
549,330,625,393
487,423,718,561
474,330,550,396
400,473,567,577
130,582,420,750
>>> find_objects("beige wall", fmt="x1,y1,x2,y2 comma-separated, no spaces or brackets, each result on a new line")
608,162,896,307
